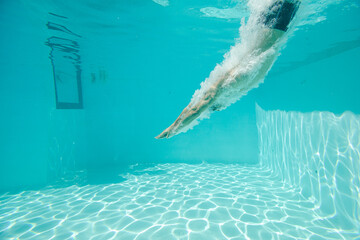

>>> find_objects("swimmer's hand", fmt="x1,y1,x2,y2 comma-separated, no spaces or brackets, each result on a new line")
156,86,220,139
155,124,176,139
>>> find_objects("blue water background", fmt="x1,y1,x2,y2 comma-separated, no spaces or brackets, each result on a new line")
0,0,359,192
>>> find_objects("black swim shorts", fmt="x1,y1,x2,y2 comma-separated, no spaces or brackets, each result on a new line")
262,0,300,32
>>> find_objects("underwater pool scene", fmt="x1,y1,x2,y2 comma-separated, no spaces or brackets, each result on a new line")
0,0,360,239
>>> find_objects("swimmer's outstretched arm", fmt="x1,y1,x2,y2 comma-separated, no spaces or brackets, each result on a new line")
155,79,225,139
155,29,283,139
156,0,300,139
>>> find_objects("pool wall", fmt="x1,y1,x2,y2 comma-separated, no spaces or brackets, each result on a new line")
256,104,360,232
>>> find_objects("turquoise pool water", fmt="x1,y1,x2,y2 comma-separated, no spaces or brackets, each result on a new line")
0,0,359,239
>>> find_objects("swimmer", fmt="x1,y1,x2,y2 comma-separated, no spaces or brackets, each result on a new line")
156,0,300,139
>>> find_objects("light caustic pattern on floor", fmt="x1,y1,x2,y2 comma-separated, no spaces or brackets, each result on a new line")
256,105,360,239
0,163,350,240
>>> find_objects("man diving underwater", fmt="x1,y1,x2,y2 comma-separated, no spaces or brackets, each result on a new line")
156,0,300,139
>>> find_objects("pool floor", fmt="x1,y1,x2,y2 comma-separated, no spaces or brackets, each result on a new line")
0,163,355,239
